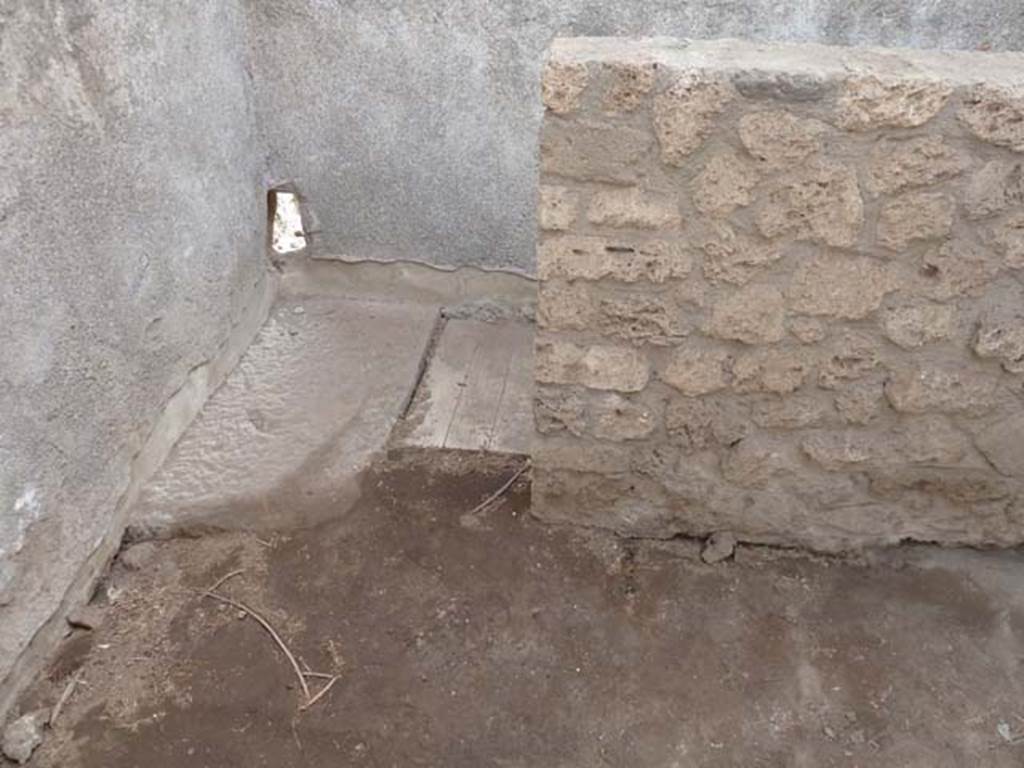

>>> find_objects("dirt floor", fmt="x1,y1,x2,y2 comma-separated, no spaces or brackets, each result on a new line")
13,448,1024,767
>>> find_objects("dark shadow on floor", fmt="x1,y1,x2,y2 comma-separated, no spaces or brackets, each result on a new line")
21,448,1024,767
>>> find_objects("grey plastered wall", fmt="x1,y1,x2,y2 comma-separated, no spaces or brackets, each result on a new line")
244,0,1024,273
0,1,268,704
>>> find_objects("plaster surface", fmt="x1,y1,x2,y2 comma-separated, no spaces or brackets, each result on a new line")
0,0,267,712
245,0,1024,272
130,296,439,538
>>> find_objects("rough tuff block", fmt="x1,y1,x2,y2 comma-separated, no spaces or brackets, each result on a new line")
533,37,1024,552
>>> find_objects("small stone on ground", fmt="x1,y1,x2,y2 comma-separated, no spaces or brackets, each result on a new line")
117,542,157,572
2,709,48,764
66,606,104,632
701,531,737,563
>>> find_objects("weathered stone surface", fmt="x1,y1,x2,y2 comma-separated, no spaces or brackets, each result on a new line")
802,419,965,471
657,454,721,512
836,75,951,131
722,435,798,487
591,393,657,441
708,285,785,344
897,416,969,464
661,345,732,396
536,339,650,392
602,61,656,113
869,466,1013,504
866,137,967,195
538,185,579,231
538,280,593,331
700,225,781,286
535,280,688,343
652,74,735,166
666,396,750,450
577,345,652,393
919,241,1001,300
958,85,1024,152
757,161,864,247
597,292,688,343
990,212,1024,270
802,417,966,471
2,709,47,764
801,430,879,469
788,256,892,319
542,60,588,114
882,304,955,349
587,187,681,230
975,414,1024,477
732,70,830,103
532,466,673,533
885,364,1000,415
533,437,636,475
535,38,1024,553
535,386,586,436
877,192,954,250
788,474,865,517
627,441,684,480
732,348,810,394
833,377,886,424
818,331,882,389
788,317,827,344
965,160,1024,219
539,236,692,284
692,153,758,217
973,306,1024,373
750,394,830,429
541,120,653,182
738,110,826,169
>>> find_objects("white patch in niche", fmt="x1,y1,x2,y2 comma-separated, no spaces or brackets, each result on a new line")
271,191,307,254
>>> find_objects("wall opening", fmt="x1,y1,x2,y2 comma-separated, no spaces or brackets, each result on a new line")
268,190,307,254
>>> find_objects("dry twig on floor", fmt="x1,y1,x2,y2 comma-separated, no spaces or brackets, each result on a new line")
50,669,84,726
465,459,531,517
200,570,341,711
205,568,246,594
201,590,311,700
299,675,341,711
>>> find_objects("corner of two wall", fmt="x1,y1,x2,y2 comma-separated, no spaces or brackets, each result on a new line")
0,2,278,720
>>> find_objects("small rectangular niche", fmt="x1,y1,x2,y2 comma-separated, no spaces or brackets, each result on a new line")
269,190,307,254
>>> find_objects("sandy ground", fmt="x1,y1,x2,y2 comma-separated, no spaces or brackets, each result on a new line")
14,448,1024,767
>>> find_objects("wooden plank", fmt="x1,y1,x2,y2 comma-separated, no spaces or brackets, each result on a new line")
399,320,532,454
399,320,484,449
487,324,534,454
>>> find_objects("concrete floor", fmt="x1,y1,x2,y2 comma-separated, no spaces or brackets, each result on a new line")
17,448,1024,767
10,293,1024,766
130,295,439,537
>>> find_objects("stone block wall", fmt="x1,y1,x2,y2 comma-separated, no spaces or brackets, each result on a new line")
533,38,1024,551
